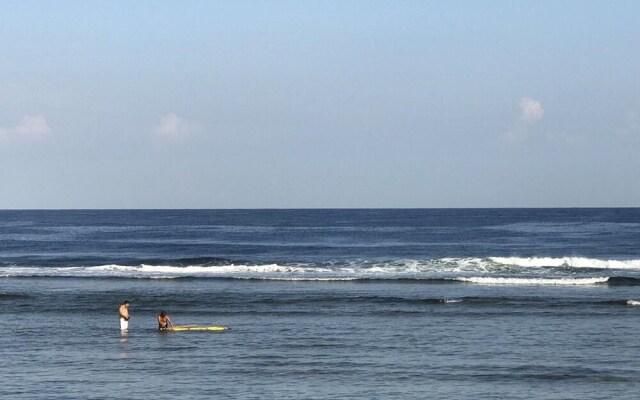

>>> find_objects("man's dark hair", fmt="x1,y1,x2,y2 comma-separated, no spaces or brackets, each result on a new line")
124,300,130,304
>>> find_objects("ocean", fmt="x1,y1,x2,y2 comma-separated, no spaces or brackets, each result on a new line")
1,208,639,399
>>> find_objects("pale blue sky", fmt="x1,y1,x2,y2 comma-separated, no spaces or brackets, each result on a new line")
1,0,639,208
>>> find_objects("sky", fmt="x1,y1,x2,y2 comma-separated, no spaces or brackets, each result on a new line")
1,0,639,209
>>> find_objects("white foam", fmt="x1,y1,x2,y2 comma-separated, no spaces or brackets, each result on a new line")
627,300,640,306
489,257,640,270
457,277,610,286
80,263,339,279
0,256,637,281
241,276,359,282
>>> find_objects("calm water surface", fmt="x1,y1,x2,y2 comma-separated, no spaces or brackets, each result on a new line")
1,209,640,399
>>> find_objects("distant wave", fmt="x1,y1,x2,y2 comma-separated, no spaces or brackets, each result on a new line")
95,263,334,275
3,256,640,274
456,277,609,286
2,256,640,284
0,292,30,300
488,257,640,270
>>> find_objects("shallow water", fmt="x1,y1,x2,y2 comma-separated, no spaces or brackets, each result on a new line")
2,277,640,399
1,209,640,398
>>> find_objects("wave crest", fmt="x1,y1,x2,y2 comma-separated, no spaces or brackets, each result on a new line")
489,257,640,270
2,256,640,282
456,277,609,286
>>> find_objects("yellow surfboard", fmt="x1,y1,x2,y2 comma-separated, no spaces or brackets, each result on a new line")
169,325,229,332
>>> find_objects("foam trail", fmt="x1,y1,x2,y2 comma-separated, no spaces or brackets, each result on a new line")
1,257,639,281
489,257,640,270
457,277,609,286
627,300,640,306
79,264,336,279
94,263,333,274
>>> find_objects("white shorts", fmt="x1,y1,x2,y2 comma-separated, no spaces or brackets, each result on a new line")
120,317,129,330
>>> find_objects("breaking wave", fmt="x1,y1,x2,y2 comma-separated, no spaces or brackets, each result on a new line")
488,257,640,270
1,256,640,284
455,277,609,286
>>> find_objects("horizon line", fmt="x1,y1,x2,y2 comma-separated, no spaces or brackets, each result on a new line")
1,206,639,211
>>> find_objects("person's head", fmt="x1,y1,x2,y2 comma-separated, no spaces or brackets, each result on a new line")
159,311,167,317
123,300,130,307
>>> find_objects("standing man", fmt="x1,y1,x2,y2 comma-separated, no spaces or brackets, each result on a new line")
119,300,131,331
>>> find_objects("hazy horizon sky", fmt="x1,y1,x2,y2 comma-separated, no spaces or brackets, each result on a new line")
1,1,639,209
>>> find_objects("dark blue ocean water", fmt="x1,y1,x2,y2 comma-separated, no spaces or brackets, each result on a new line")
1,209,640,399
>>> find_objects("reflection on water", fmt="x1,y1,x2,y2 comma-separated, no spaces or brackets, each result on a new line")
119,330,129,358
157,329,171,343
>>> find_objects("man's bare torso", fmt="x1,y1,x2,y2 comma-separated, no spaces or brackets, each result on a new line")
119,304,129,319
